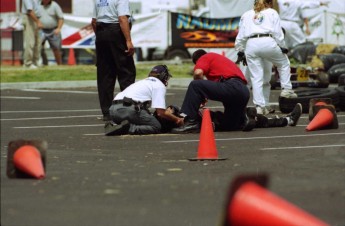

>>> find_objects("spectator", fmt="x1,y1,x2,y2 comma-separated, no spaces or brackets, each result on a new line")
277,0,328,49
22,0,43,69
39,0,64,65
92,0,136,122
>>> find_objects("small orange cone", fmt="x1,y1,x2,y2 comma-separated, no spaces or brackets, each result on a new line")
306,105,338,131
189,108,226,161
7,140,47,179
13,145,45,179
308,98,332,121
223,174,329,226
68,48,76,65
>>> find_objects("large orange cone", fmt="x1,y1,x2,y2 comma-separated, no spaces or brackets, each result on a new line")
7,140,47,179
13,145,45,179
68,48,76,65
306,105,338,131
189,108,226,161
223,174,329,226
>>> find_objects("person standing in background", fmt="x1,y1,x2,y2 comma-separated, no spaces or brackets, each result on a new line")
277,0,328,49
22,0,43,69
39,0,64,65
91,0,136,122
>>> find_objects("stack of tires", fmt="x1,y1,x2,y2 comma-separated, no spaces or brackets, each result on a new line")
279,74,345,113
279,44,345,113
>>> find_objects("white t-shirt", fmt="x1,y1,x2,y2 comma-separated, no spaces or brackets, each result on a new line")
93,0,130,23
114,77,167,109
235,8,285,51
39,1,64,29
22,0,41,17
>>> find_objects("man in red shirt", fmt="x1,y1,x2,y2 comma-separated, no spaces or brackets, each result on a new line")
172,49,254,133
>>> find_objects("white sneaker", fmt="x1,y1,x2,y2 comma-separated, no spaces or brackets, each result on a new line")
256,106,269,115
280,89,297,98
24,64,38,69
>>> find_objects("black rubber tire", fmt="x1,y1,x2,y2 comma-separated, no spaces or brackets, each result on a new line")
335,86,345,111
316,72,330,88
339,74,345,86
279,88,340,113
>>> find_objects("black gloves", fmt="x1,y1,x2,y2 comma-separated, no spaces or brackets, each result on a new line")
280,47,289,54
235,51,247,66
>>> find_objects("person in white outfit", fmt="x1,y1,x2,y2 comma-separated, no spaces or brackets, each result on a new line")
235,0,297,115
277,0,328,49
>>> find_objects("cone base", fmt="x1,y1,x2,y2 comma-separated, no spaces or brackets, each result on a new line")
189,157,227,161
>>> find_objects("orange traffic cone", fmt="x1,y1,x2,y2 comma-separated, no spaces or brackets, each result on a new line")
308,98,332,121
7,140,47,179
68,48,76,65
306,105,338,131
223,174,329,226
13,145,45,179
189,108,226,161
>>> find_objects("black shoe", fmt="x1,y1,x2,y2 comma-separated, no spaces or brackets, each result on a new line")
287,103,302,126
105,120,130,136
171,119,200,134
242,107,257,131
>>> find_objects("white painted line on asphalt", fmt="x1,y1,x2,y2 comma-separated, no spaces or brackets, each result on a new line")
84,133,104,136
22,89,97,94
1,109,99,113
1,115,100,121
261,144,345,150
162,132,345,143
0,96,41,99
14,124,104,129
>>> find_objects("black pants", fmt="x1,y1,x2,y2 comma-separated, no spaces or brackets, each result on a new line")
180,78,250,131
95,23,136,117
109,103,161,135
255,115,288,128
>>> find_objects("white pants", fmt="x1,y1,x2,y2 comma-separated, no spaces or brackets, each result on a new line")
245,37,292,107
281,20,306,49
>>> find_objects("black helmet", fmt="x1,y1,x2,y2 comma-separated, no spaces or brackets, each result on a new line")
149,65,172,86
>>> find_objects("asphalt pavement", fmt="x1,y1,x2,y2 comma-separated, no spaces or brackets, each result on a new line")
1,83,345,226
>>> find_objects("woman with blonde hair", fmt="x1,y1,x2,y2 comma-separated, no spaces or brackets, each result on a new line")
235,0,297,115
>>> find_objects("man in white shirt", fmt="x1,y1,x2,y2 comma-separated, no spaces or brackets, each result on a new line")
105,65,184,136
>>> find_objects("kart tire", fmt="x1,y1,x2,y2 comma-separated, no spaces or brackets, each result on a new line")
316,71,329,88
279,88,340,113
335,86,345,111
339,74,345,86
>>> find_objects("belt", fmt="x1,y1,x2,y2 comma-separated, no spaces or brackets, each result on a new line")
249,34,272,39
96,22,120,27
113,100,124,104
220,77,246,85
113,98,151,112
